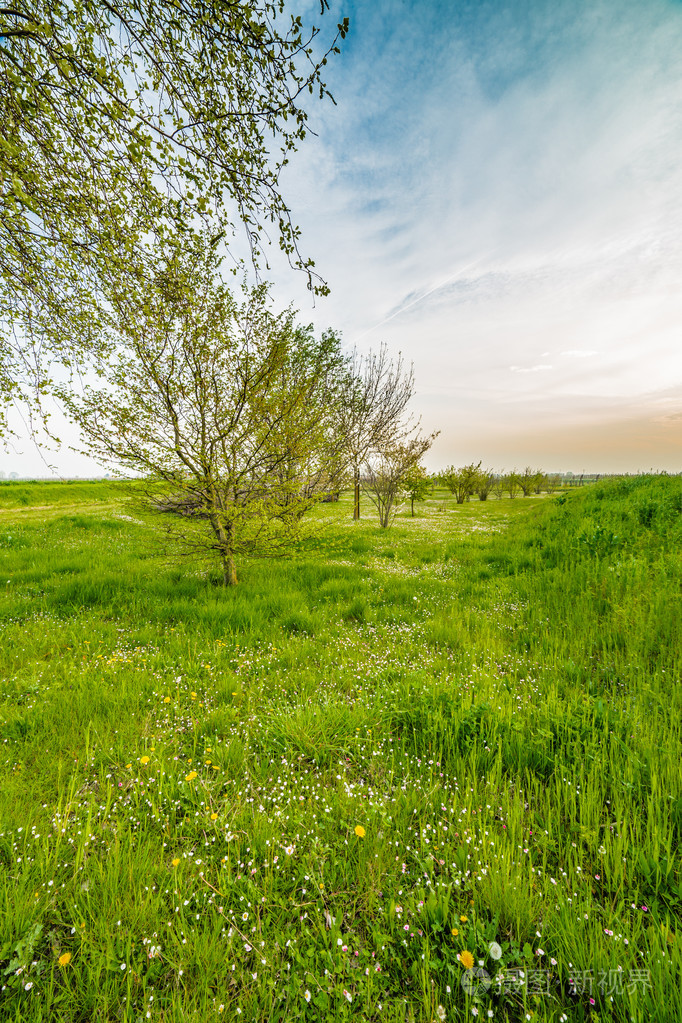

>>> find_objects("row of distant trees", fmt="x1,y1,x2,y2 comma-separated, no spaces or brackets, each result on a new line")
361,461,562,529
438,463,562,502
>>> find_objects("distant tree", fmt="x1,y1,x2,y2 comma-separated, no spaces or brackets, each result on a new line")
362,435,438,528
61,235,347,585
476,468,496,502
401,462,433,516
336,345,416,521
491,474,506,500
505,472,521,499
544,473,562,493
518,466,544,496
440,462,482,504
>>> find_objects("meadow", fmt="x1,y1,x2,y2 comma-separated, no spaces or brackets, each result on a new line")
0,475,680,1023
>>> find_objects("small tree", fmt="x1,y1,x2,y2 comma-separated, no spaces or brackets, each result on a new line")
476,468,495,502
440,461,482,504
62,237,348,585
491,474,506,500
518,466,544,496
362,435,438,528
401,462,433,516
336,345,416,521
505,472,521,499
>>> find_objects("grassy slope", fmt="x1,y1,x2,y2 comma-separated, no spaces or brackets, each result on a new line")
0,478,679,1022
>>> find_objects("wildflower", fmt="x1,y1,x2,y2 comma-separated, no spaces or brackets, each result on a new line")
163,697,171,703
460,915,468,923
185,771,198,782
354,825,366,838
471,1009,478,1018
488,941,502,960
436,1006,446,1021
125,763,132,769
210,813,218,821
172,858,180,867
24,981,33,991
459,950,475,969
304,990,311,1003
58,952,72,967
284,845,294,855
140,756,150,765
451,928,459,937
343,989,352,1002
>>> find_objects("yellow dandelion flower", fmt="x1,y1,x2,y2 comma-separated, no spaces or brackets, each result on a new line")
451,928,459,937
458,950,475,969
319,883,325,890
125,763,132,769
460,915,468,923
163,696,171,703
172,858,181,867
191,692,197,699
354,825,366,838
58,952,72,967
185,770,198,782
140,756,150,765
210,813,219,820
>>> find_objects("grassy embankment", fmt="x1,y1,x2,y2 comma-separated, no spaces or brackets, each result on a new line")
0,476,680,1022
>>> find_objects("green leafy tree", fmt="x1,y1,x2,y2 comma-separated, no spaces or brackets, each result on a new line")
0,1,348,423
518,466,544,496
505,471,521,499
401,462,433,516
476,468,495,502
440,461,482,504
61,236,348,585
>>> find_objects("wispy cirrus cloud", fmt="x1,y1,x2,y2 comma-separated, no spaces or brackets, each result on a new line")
264,0,682,470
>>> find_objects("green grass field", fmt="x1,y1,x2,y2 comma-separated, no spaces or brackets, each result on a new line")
0,476,679,1022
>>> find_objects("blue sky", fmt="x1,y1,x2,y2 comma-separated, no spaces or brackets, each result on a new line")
267,0,682,473
6,0,682,475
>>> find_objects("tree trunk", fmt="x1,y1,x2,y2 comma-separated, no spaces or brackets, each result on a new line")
209,507,238,585
353,465,360,520
222,552,238,586
411,496,415,516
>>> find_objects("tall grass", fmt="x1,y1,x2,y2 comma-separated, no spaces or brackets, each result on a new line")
0,477,679,1022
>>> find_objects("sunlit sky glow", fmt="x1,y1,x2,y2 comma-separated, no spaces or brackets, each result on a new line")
7,0,682,476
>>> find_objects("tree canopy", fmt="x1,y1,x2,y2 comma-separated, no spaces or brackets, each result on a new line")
0,0,347,421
